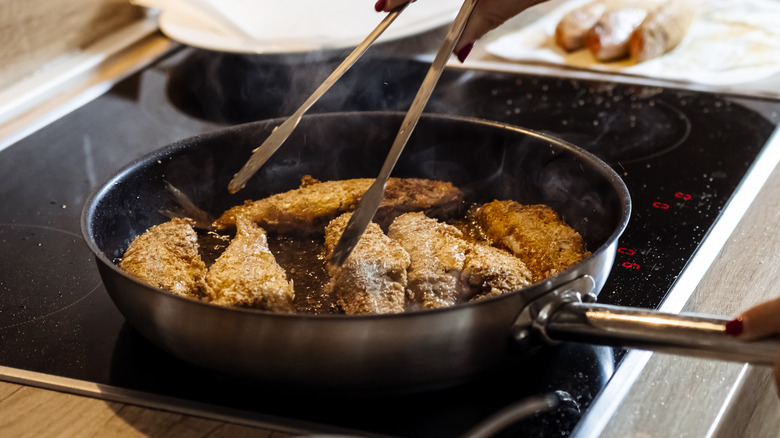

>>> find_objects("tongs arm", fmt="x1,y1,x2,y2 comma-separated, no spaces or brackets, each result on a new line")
228,4,409,194
330,0,479,266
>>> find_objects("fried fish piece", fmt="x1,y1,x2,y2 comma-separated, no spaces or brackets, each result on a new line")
388,212,468,310
205,216,294,312
468,200,590,282
120,217,207,298
462,242,534,302
213,176,463,234
388,212,532,310
324,213,410,315
629,0,696,62
586,0,663,61
556,0,610,52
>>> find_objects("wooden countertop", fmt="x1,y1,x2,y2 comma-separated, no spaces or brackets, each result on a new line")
0,380,286,437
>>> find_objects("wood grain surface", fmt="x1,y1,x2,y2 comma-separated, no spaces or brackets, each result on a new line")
0,0,143,90
0,381,289,437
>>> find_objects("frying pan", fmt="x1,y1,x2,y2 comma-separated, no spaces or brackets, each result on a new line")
81,111,780,392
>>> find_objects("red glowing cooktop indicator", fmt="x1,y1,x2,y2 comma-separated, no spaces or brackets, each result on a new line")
653,191,693,210
618,248,640,270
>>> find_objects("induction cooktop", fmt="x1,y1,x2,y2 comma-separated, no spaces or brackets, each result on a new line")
1,47,780,437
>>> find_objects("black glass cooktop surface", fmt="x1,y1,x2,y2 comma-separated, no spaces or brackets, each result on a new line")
1,47,780,437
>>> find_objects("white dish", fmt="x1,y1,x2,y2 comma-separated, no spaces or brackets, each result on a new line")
148,0,462,54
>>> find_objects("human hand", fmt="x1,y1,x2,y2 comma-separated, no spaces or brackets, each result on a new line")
727,297,780,396
374,0,548,61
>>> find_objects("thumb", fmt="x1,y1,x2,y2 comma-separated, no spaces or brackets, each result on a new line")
728,296,780,341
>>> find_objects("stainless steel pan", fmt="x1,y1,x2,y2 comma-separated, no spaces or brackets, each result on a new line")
81,111,780,392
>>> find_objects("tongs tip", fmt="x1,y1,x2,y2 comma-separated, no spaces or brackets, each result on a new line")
227,181,243,194
225,6,408,195
328,0,477,267
228,169,252,193
328,240,354,267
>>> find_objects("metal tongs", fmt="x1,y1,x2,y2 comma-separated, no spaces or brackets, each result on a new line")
227,3,410,193
331,0,479,265
228,0,479,265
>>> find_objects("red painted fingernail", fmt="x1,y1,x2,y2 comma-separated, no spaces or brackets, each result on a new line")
456,42,474,63
725,319,743,336
375,0,386,12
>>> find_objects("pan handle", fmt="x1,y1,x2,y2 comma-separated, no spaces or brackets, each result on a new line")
543,301,780,365
513,277,780,365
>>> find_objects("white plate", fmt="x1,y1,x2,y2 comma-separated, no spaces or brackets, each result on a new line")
149,0,462,54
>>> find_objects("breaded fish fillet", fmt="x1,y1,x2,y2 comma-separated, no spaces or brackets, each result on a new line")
586,0,663,61
462,242,534,302
205,216,294,312
213,176,463,234
387,212,469,310
324,213,410,315
120,217,207,298
468,200,590,282
556,0,610,52
388,212,532,310
629,0,696,62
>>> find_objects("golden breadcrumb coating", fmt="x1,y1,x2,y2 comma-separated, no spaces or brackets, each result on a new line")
205,216,294,312
468,200,590,282
324,213,410,315
462,243,533,302
388,212,532,310
120,180,586,316
213,176,463,234
388,212,468,309
555,0,609,51
120,217,207,298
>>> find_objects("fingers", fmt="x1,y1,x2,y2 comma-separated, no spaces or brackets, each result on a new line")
728,298,780,398
728,296,780,341
379,0,414,11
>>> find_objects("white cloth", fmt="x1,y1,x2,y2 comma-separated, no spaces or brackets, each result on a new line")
486,0,780,85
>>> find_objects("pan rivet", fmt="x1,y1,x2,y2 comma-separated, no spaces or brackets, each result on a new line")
514,328,530,341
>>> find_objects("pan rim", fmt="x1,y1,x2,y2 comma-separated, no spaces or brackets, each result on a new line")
80,110,631,321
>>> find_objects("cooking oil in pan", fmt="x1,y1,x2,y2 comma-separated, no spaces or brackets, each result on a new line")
197,230,335,314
